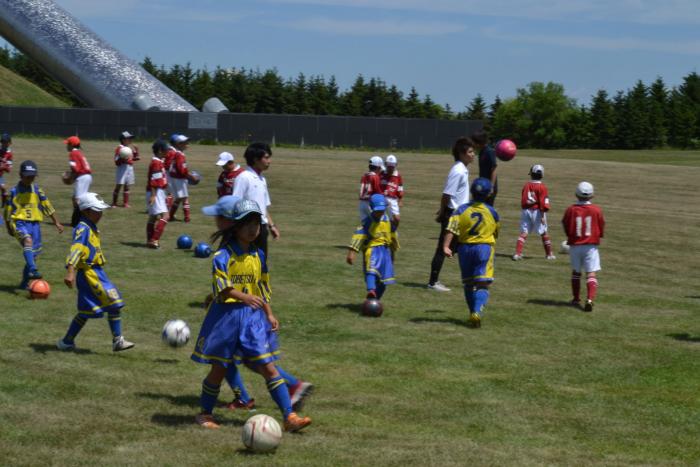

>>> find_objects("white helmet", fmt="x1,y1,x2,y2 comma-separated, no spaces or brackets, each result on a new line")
530,164,544,176
575,181,594,198
386,154,397,166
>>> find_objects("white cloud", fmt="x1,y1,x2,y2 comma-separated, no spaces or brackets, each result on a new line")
286,16,465,36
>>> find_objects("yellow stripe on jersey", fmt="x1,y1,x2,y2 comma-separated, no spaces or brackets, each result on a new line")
5,183,55,222
65,221,106,269
213,242,271,304
447,202,500,245
349,214,393,252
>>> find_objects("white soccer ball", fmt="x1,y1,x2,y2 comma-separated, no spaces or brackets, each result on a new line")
242,414,282,453
161,319,190,348
560,240,570,254
119,146,133,160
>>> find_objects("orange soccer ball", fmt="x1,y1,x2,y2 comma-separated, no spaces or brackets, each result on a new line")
29,279,51,299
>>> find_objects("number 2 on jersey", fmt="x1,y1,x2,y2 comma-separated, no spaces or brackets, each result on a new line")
468,212,483,235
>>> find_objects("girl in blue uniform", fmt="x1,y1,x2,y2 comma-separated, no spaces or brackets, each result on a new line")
192,196,311,431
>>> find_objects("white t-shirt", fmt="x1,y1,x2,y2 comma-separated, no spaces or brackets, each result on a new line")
442,161,469,210
232,166,272,224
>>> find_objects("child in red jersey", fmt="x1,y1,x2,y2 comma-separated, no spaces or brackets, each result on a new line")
65,136,92,227
168,134,197,222
562,181,605,312
512,164,555,261
111,131,139,208
146,140,169,248
381,154,404,229
215,151,244,198
358,156,384,221
0,133,14,210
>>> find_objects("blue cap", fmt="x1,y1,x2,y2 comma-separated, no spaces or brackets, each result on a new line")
470,177,492,199
19,160,38,176
369,194,387,211
1,133,11,142
201,195,241,219
233,199,263,220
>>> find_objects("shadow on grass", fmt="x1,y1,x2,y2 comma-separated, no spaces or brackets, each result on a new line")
0,284,22,296
29,343,94,355
120,241,149,249
138,392,200,407
188,301,206,309
326,303,362,314
151,413,245,427
684,296,700,299
668,333,700,343
409,317,469,327
496,253,517,259
526,299,577,309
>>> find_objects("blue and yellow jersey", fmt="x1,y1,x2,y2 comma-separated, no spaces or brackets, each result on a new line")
3,183,55,224
447,201,500,245
66,219,106,270
212,240,271,304
349,213,397,252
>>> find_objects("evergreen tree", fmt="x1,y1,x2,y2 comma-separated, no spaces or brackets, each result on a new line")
648,77,668,147
404,87,424,118
626,80,652,148
464,94,488,121
386,85,404,117
667,88,697,147
342,75,367,116
611,90,630,149
488,95,502,133
423,94,443,119
589,89,616,148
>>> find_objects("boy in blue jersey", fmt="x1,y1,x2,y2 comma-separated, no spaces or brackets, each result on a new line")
3,160,64,289
442,178,500,328
57,192,135,352
346,193,398,300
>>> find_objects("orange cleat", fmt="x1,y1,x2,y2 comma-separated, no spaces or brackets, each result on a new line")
195,413,221,429
284,412,311,432
225,398,256,411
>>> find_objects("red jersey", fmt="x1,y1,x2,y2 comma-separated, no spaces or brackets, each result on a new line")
169,151,189,179
562,202,605,245
147,157,168,189
381,170,404,199
68,149,91,176
164,147,177,171
217,166,244,198
114,144,134,166
359,171,382,200
0,147,13,175
520,181,550,210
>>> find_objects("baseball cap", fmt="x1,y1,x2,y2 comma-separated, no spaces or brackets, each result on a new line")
530,164,544,176
64,136,81,146
386,154,397,166
216,152,235,166
19,160,38,176
470,177,492,199
369,155,383,167
1,132,11,142
201,195,241,219
369,194,387,212
233,199,263,220
575,181,594,198
173,134,189,144
77,192,111,212
120,131,134,139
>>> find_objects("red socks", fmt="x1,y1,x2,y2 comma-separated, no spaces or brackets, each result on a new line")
515,233,527,255
542,234,553,256
586,277,598,301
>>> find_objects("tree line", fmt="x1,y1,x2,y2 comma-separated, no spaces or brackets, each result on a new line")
2,47,699,148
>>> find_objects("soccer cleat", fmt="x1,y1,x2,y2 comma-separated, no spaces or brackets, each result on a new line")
123,204,131,208
512,254,523,261
570,299,582,308
56,338,75,351
366,290,377,299
27,269,42,280
468,312,481,328
427,282,450,292
284,412,312,432
195,413,221,429
146,241,160,249
112,336,135,352
225,398,256,411
584,300,594,312
289,381,314,412
546,255,557,260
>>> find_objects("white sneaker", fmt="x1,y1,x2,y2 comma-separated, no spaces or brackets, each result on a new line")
427,282,451,292
56,338,75,351
512,254,523,261
546,255,557,260
112,336,135,352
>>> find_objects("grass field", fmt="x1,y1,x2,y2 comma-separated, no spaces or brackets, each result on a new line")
1,139,699,466
0,66,69,108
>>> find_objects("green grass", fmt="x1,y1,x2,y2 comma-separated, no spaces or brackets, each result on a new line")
0,65,69,107
1,139,699,466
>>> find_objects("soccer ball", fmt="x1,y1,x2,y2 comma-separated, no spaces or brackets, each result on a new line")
361,298,383,317
28,279,50,299
242,414,282,453
495,139,517,161
194,242,212,258
560,241,570,254
188,170,201,185
161,319,190,348
176,234,193,249
118,146,133,160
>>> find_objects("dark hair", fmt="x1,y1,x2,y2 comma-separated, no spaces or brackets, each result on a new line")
531,172,543,180
471,130,488,146
210,212,262,250
244,142,272,167
152,139,168,155
451,137,474,161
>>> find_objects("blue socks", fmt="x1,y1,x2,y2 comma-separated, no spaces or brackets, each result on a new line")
200,379,221,414
63,314,88,343
276,366,298,388
23,247,37,271
266,376,292,418
365,273,377,293
107,311,122,338
464,286,475,312
474,287,490,314
225,366,252,403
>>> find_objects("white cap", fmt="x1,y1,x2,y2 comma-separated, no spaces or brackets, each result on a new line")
120,131,134,139
369,155,383,167
173,134,189,144
530,164,544,176
386,154,397,166
216,151,235,166
77,192,111,212
575,181,594,198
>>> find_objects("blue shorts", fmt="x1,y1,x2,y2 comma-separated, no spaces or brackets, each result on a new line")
191,302,281,368
363,245,395,284
76,267,124,315
14,220,42,254
457,243,494,283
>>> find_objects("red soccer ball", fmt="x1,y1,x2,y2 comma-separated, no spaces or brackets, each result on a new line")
361,298,383,317
495,139,517,161
29,279,51,299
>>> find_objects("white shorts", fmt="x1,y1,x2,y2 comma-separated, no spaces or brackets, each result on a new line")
170,178,189,198
387,197,400,217
115,164,135,185
519,209,548,235
569,244,601,273
148,188,168,216
73,174,92,197
358,200,371,221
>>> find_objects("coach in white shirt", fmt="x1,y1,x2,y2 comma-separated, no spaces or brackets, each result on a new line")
232,142,279,256
427,137,476,292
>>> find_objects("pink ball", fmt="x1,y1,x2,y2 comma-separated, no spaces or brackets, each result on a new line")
495,139,517,161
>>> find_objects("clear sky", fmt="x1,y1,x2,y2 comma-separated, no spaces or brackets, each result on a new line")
3,0,700,111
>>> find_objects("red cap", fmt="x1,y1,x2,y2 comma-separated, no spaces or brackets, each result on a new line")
64,136,81,146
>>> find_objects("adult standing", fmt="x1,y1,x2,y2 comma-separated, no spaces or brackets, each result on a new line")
472,130,498,206
427,137,475,292
231,142,279,257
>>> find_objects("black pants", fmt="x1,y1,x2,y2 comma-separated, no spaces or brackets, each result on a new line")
429,208,454,285
256,224,270,258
